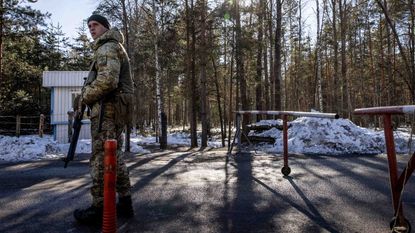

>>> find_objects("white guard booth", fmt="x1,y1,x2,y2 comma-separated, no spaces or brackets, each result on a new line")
42,71,91,143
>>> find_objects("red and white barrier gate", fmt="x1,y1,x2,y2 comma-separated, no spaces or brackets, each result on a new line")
229,110,339,176
354,105,415,232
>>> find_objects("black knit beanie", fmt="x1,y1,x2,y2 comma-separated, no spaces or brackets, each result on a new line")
87,14,110,29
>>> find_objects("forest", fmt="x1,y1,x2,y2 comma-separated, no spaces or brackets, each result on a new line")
0,0,414,147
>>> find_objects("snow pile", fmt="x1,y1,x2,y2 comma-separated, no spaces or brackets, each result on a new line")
252,117,414,155
0,135,150,162
0,135,63,161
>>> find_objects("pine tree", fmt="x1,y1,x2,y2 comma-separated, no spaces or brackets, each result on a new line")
0,1,63,115
66,21,93,71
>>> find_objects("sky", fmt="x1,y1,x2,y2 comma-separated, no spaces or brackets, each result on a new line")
26,0,98,40
25,0,319,42
1,117,414,162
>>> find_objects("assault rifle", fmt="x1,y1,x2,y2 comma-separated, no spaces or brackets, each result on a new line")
64,66,96,168
64,103,86,168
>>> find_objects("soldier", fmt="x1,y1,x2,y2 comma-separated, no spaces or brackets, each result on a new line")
73,14,135,224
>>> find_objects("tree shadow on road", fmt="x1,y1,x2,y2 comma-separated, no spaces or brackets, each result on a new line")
219,151,340,233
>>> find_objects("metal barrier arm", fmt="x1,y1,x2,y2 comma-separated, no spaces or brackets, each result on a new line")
354,105,415,115
353,105,415,232
231,110,339,176
236,110,339,119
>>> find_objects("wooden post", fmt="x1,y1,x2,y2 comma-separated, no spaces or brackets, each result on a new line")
236,113,241,151
38,114,45,137
125,125,131,152
16,115,21,137
160,112,167,149
68,111,74,143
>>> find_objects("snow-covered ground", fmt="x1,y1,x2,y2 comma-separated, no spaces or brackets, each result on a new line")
0,131,222,162
1,117,415,162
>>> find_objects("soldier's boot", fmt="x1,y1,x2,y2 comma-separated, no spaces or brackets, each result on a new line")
117,196,134,218
73,205,103,224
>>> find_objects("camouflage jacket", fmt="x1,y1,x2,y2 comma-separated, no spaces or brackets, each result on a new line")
81,28,134,119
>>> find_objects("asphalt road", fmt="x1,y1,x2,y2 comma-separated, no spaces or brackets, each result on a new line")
0,146,414,233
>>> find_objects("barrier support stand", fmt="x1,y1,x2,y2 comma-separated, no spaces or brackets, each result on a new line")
354,105,415,232
229,110,338,176
281,114,291,176
38,114,45,137
383,114,406,228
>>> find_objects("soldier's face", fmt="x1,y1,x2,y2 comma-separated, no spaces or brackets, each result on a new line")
88,20,108,40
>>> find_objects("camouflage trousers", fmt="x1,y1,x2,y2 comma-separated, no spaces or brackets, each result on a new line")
90,106,132,208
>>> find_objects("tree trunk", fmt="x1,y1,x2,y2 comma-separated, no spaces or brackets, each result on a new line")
263,4,270,112
190,0,198,147
378,11,384,107
376,0,414,100
227,29,235,149
331,0,339,113
120,0,130,53
0,0,3,83
410,0,415,102
296,0,303,109
274,0,282,110
235,0,249,132
185,0,197,147
255,0,264,121
386,6,393,106
339,0,350,117
152,0,163,145
315,0,324,111
168,77,172,125
269,0,274,110
222,18,228,141
366,9,377,126
200,0,208,148
211,55,225,147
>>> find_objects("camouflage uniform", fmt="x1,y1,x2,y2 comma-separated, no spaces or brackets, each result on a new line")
82,28,134,208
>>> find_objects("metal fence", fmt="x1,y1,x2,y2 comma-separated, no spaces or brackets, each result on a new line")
0,114,52,137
